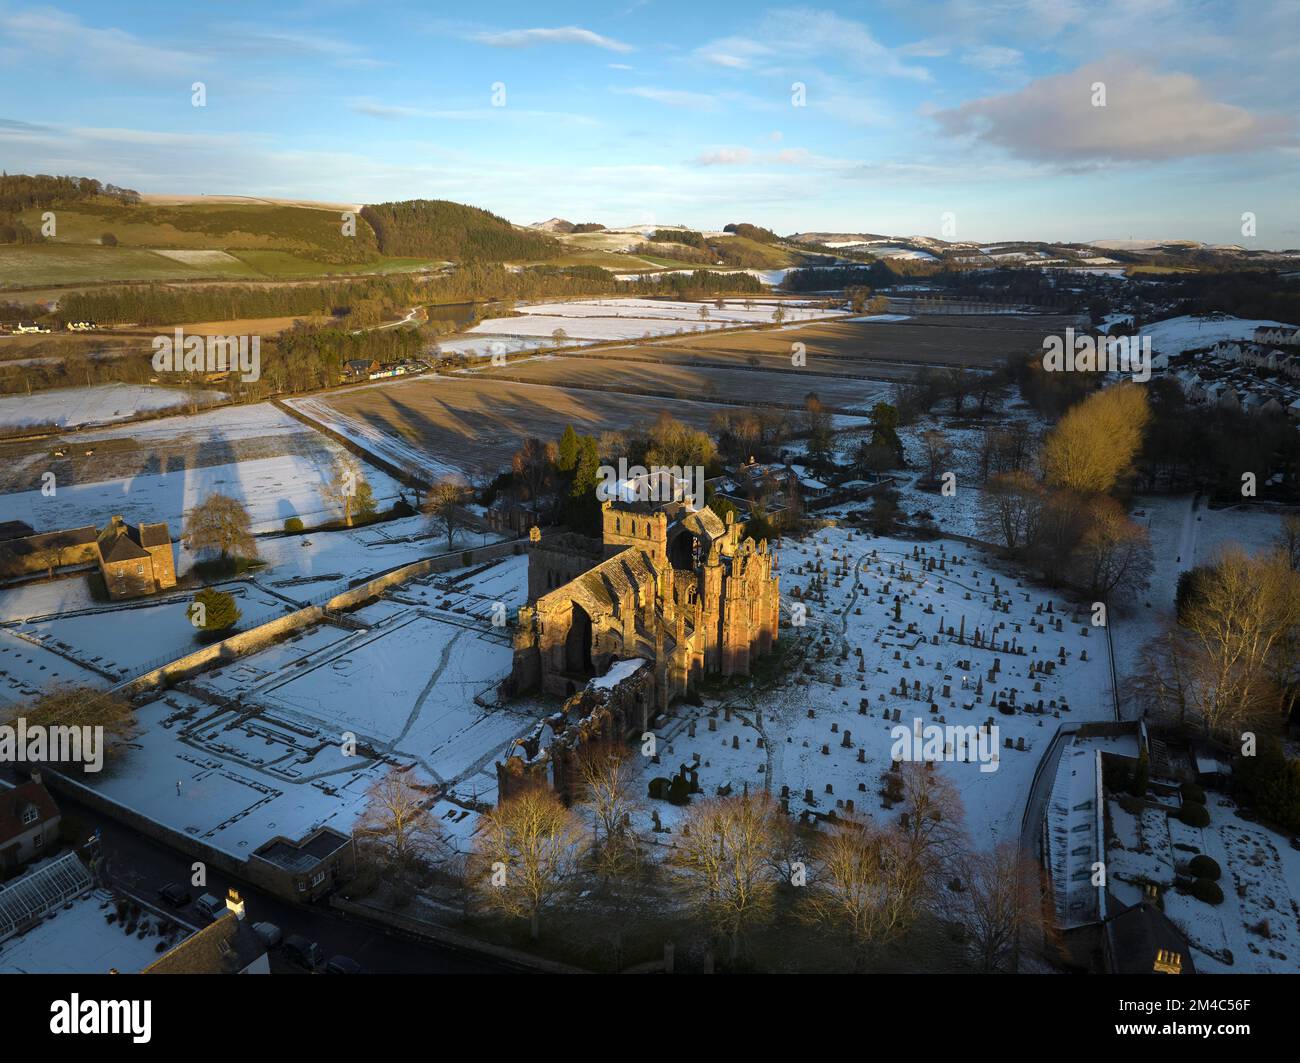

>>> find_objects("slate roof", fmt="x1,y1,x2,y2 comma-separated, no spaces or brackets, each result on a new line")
1104,900,1196,975
96,516,170,563
143,909,266,974
0,779,61,844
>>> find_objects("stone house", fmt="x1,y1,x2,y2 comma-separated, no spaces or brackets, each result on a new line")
95,515,177,600
0,774,62,873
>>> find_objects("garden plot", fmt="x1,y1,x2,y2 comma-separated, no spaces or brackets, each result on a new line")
0,889,186,975
1107,791,1300,974
629,524,1114,849
0,383,224,431
13,582,289,681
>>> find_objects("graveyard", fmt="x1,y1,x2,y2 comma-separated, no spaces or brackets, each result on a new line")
625,523,1116,851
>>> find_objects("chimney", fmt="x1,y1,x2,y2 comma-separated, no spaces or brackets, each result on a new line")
226,887,246,920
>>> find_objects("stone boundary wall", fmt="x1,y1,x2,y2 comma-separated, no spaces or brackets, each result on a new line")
119,537,525,694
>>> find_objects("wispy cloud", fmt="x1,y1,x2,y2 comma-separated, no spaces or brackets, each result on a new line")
472,26,633,52
0,7,203,79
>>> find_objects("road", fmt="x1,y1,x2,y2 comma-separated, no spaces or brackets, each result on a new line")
2,768,512,974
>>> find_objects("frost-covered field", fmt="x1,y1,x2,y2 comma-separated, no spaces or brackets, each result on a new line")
1142,314,1292,356
1,452,405,536
626,524,1114,849
0,383,224,430
453,296,845,353
75,555,535,857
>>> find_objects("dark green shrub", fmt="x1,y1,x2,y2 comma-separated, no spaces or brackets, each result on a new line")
1179,802,1211,828
1189,855,1221,880
1190,877,1224,905
1181,781,1206,804
284,516,305,534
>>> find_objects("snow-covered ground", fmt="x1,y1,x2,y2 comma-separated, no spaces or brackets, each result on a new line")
74,554,537,858
626,524,1115,851
1,453,406,537
0,887,188,974
0,383,224,430
1108,790,1300,974
448,296,845,355
1141,315,1292,357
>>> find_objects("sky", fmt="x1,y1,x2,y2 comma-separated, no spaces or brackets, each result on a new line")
1,0,1297,245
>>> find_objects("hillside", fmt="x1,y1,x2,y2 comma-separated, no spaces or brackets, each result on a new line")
361,199,560,262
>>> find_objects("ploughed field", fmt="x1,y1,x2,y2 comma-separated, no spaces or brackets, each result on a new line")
604,314,1078,375
464,356,889,413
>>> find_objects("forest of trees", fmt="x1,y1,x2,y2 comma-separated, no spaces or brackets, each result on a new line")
359,199,560,261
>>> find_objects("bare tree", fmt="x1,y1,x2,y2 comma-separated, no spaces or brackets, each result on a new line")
471,787,588,940
13,685,137,765
919,429,953,484
31,535,70,579
976,471,1044,551
801,814,930,970
670,793,786,964
321,455,372,528
949,842,1047,972
1276,514,1300,572
1041,381,1149,495
423,479,471,551
184,492,257,562
353,768,446,866
577,740,640,882
1138,547,1300,737
895,762,965,882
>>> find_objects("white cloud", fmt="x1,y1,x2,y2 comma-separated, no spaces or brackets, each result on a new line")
934,56,1294,163
961,45,1023,70
472,26,633,52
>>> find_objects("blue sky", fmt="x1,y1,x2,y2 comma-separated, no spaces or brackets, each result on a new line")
1,1,1297,244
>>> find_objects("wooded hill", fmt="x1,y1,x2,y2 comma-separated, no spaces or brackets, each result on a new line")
360,199,560,262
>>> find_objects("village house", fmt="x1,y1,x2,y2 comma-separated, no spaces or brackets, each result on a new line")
0,774,62,874
95,515,176,600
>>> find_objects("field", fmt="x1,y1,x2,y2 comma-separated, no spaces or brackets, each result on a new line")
579,314,1075,377
470,355,888,412
287,375,870,482
0,382,224,430
0,401,404,535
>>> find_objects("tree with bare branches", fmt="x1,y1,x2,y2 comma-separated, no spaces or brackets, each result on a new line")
1071,495,1154,600
423,478,471,551
577,740,640,882
1135,547,1300,737
184,492,257,562
1041,381,1149,495
949,842,1047,972
471,787,588,940
976,470,1044,551
321,455,375,528
353,768,446,867
801,814,930,970
669,792,786,964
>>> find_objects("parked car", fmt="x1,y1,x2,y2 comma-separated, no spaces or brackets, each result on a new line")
282,934,323,970
194,893,224,921
252,921,282,947
325,955,364,975
157,883,191,907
